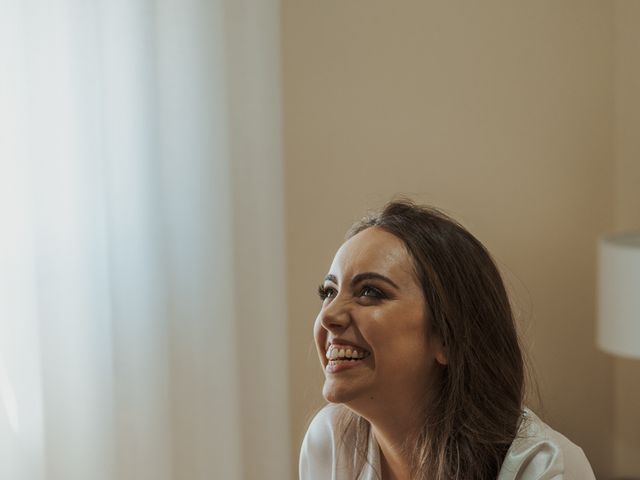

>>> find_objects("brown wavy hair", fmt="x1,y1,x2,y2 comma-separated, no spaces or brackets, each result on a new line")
335,200,526,480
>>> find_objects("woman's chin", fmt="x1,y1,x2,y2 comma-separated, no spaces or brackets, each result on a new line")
322,380,362,404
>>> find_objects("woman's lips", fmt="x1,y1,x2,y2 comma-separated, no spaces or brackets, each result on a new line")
325,356,368,374
322,341,372,374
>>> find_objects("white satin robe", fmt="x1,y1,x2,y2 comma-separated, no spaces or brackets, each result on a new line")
299,405,596,479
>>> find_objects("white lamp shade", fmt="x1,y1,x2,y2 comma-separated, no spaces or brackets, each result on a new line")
598,231,640,359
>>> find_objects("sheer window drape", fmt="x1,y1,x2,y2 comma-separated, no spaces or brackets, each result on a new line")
0,1,290,479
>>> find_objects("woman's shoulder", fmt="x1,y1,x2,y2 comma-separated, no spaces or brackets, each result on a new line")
498,408,596,480
299,404,380,480
301,404,342,450
298,404,342,479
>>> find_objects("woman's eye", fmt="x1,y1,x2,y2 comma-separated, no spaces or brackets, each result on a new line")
318,284,337,301
359,285,385,299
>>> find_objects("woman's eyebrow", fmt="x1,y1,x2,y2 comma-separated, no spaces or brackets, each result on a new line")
323,272,399,290
324,274,338,284
352,272,399,290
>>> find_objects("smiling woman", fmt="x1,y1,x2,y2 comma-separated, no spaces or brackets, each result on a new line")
299,201,596,480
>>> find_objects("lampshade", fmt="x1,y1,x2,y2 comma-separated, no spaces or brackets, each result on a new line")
597,231,640,359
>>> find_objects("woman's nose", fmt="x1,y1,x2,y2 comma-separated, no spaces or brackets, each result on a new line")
320,298,351,331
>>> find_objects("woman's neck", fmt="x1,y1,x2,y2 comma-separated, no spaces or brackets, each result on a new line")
373,425,412,479
369,409,420,480
345,386,434,479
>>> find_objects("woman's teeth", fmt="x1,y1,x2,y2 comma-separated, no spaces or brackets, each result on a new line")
325,346,370,361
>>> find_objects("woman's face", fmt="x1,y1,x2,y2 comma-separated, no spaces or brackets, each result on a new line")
314,227,446,415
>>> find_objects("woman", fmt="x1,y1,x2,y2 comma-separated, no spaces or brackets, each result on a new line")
299,201,595,479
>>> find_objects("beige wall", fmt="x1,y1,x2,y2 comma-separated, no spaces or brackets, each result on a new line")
613,1,640,476
283,1,618,478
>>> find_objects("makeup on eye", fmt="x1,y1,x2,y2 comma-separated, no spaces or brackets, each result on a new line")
358,285,386,299
316,281,389,302
317,284,337,301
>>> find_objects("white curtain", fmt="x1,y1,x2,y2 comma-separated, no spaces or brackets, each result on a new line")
0,1,290,479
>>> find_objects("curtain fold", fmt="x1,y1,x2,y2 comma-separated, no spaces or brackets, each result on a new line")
0,1,290,479
225,2,290,478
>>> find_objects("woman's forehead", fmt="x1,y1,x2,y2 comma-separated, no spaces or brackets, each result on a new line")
328,227,415,281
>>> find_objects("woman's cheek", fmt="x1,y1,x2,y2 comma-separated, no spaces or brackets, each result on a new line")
313,318,325,354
